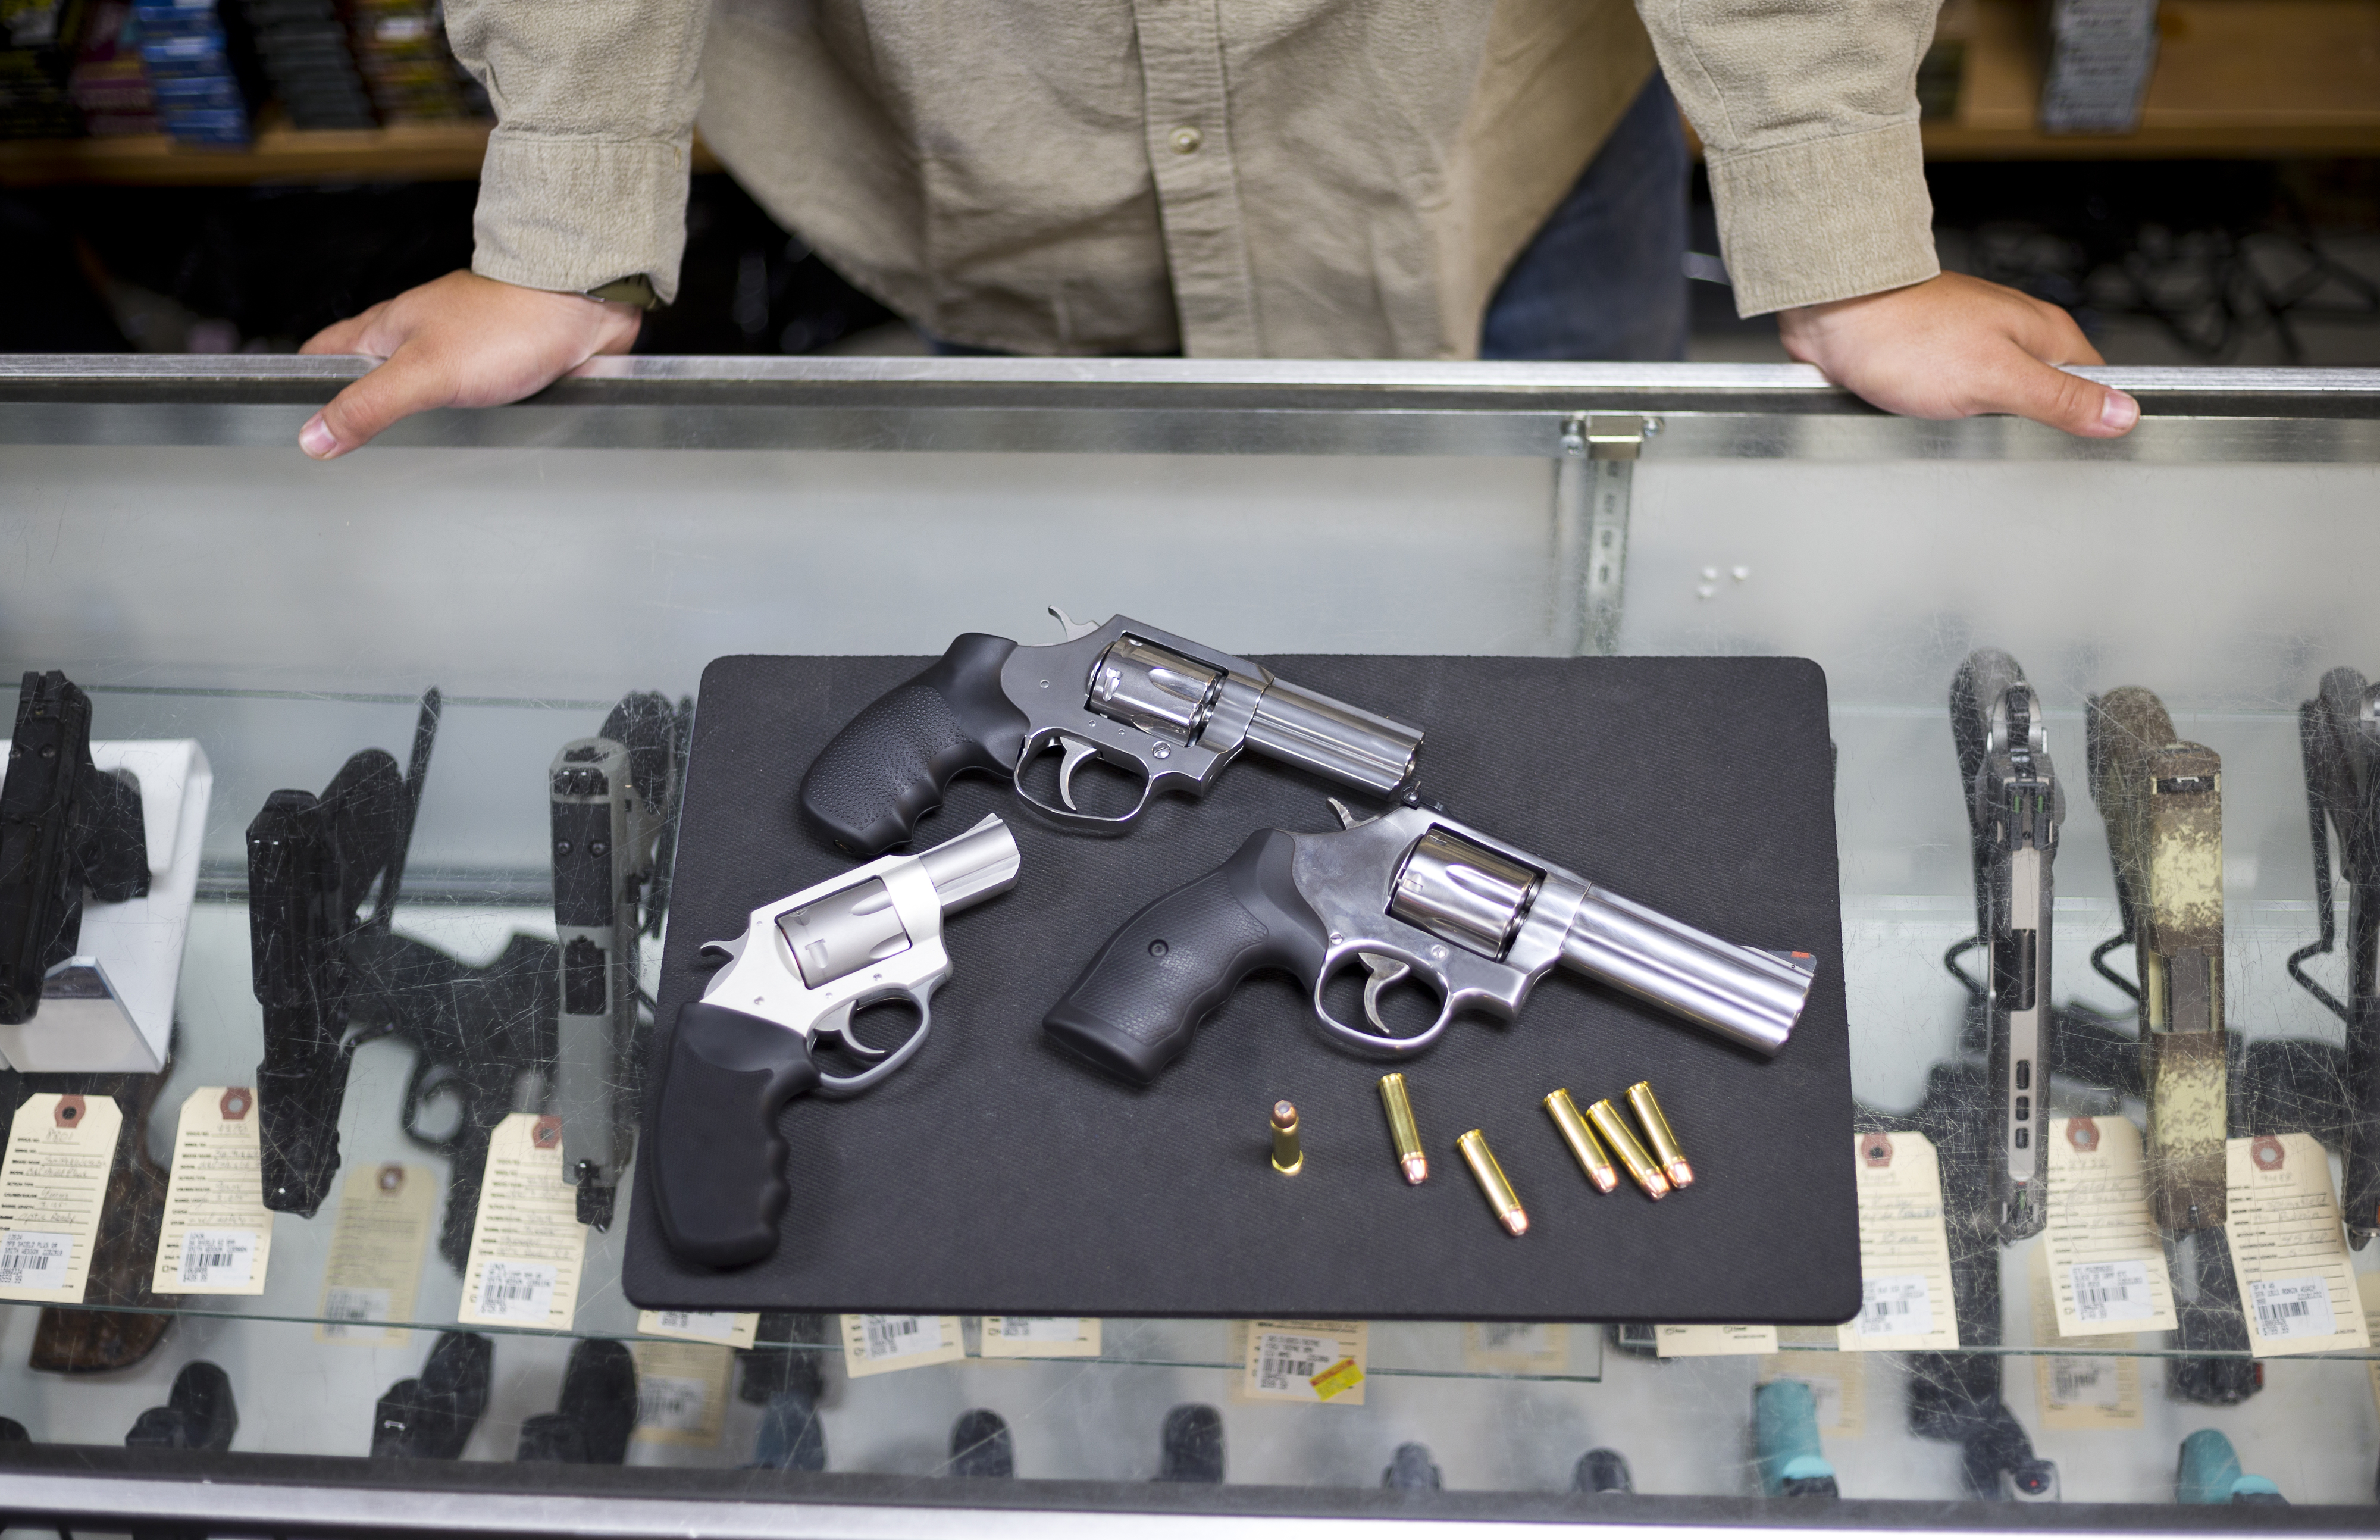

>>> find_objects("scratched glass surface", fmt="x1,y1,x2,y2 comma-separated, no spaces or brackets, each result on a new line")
0,431,2377,1508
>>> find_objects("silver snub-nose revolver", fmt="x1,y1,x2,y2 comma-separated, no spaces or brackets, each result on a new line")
649,814,1019,1269
798,608,1424,855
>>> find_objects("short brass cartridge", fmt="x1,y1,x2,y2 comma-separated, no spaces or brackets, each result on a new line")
1543,1088,1618,1193
1271,1100,1303,1175
1457,1129,1527,1235
1626,1080,1693,1189
1587,1097,1670,1200
1378,1074,1427,1184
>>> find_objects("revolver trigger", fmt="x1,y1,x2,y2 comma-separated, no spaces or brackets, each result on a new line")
1056,734,1100,812
1327,797,1379,831
1359,951,1412,1034
813,999,890,1061
1047,605,1101,643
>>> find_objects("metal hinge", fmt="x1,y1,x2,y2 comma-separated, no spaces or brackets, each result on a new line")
1551,414,1658,656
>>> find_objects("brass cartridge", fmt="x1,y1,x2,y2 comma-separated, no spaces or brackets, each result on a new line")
1587,1097,1670,1200
1543,1088,1619,1193
1271,1100,1303,1175
1626,1080,1693,1189
1378,1073,1427,1184
1457,1129,1528,1236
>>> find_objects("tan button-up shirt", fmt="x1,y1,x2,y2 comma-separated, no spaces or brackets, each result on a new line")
453,0,1941,359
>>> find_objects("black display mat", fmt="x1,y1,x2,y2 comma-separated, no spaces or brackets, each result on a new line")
623,654,1858,1323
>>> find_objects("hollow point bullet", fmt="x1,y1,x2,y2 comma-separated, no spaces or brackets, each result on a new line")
1626,1079,1693,1190
1271,1100,1304,1175
1543,1088,1619,1194
1378,1073,1427,1184
1586,1097,1670,1200
1457,1129,1527,1235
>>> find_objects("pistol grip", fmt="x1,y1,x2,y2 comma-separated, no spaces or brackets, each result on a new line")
798,635,1028,856
1042,828,1328,1085
652,1001,821,1269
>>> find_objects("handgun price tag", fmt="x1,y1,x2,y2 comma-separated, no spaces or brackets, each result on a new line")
1655,1324,1780,1358
840,1314,967,1377
0,1091,120,1304
1757,1344,1865,1438
149,1087,274,1296
631,1339,734,1447
1239,1320,1368,1406
1836,1131,1960,1352
457,1113,587,1333
317,1162,436,1345
2027,1241,2143,1429
1460,1322,1568,1373
979,1317,1103,1359
2042,1115,2177,1336
638,1309,760,1349
2222,1133,2370,1357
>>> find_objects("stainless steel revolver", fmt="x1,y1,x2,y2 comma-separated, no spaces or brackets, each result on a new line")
1043,799,1816,1085
649,814,1019,1267
798,609,1423,856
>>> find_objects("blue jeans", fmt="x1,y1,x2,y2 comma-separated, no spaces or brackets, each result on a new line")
1478,72,1690,362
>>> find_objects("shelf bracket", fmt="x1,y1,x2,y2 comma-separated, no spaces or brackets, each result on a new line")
1550,414,1654,656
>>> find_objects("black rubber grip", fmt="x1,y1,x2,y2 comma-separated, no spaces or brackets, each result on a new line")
1043,828,1329,1085
799,634,1029,855
652,1001,821,1269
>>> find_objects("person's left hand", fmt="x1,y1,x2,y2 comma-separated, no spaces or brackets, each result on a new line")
1777,271,2138,439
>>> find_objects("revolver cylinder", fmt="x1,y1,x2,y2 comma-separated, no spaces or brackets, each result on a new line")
1391,828,1540,956
1089,636,1223,743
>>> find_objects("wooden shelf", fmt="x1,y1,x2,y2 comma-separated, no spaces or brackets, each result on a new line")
1,0,2372,185
1924,0,2380,158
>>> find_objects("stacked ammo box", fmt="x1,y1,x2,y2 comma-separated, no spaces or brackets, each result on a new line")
0,0,89,138
349,0,470,121
242,0,370,128
133,0,249,143
67,0,161,134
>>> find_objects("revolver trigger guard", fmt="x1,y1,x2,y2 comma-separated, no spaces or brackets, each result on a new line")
1012,731,1154,831
812,987,935,1098
1310,945,1451,1057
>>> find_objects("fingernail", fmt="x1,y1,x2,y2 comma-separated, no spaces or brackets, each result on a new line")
299,414,337,459
2099,390,2139,433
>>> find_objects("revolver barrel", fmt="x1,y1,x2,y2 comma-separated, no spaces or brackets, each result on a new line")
1559,888,1812,1056
1242,677,1421,796
916,814,1026,913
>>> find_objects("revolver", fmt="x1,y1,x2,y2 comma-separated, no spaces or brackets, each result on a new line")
249,690,434,1216
798,609,1423,856
0,670,151,1025
1947,649,2061,1241
2087,685,2226,1233
651,814,1020,1267
2287,666,2380,1245
551,692,685,1231
1042,800,1815,1086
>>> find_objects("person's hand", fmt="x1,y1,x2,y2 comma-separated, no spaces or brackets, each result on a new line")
1777,271,2138,439
296,270,642,459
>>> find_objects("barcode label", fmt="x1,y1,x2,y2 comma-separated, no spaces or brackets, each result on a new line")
2048,1356,2122,1407
475,1260,558,1323
655,1311,741,1341
859,1314,940,1360
636,1374,710,1432
997,1317,1082,1342
2249,1275,2337,1341
2068,1259,2154,1324
320,1285,393,1339
0,1231,71,1289
1853,1274,1933,1338
177,1228,258,1288
1254,1331,1330,1392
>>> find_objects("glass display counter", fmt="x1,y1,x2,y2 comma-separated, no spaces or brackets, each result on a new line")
0,356,2376,1531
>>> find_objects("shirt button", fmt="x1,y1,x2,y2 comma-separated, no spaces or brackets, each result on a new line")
1169,125,1203,154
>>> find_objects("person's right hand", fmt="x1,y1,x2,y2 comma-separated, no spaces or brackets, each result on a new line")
297,270,643,459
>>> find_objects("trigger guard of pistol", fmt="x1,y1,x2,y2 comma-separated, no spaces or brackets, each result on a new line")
812,987,935,1098
1011,728,1158,830
1310,944,1454,1057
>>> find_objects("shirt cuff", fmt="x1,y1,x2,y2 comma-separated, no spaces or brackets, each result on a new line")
1706,120,1939,317
471,130,694,306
